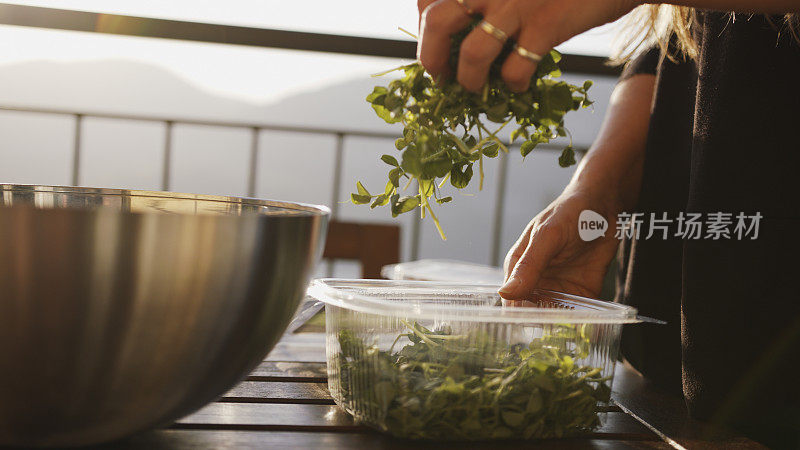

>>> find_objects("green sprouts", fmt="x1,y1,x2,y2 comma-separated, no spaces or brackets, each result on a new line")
334,322,610,440
351,22,592,239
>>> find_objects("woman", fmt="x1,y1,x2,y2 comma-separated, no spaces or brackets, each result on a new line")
417,0,800,447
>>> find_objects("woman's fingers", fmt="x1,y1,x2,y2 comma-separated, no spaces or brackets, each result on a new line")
500,26,553,92
499,224,561,300
417,0,438,14
417,0,438,29
503,221,533,281
456,5,520,91
418,0,474,78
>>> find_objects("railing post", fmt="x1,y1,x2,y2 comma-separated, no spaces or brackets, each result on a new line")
71,114,82,186
490,151,510,267
327,133,346,277
329,133,345,219
161,121,173,191
247,127,259,197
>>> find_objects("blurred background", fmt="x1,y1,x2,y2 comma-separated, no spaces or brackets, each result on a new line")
0,1,624,277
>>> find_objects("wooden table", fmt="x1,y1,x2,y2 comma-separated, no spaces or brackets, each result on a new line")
93,332,765,449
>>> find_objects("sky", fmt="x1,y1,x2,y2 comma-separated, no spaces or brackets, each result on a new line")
0,1,626,104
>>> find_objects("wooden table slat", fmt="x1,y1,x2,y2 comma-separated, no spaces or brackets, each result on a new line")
174,403,360,432
222,381,333,404
247,361,327,382
175,403,654,440
95,430,674,450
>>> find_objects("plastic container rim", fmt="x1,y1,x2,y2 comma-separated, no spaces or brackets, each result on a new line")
308,278,640,324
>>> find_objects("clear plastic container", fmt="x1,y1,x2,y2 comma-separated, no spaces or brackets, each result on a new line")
381,259,505,285
307,279,642,441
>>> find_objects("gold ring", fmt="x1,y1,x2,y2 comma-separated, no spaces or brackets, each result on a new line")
477,20,508,43
513,44,543,63
454,0,474,15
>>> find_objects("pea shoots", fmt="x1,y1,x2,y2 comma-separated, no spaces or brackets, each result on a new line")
333,322,611,440
351,22,593,239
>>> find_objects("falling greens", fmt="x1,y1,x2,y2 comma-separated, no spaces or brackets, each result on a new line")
351,21,592,239
332,321,611,440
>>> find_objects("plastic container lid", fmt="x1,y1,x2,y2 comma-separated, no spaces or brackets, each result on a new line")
381,259,505,284
308,279,641,324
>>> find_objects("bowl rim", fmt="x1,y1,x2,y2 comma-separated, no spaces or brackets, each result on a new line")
309,278,641,324
0,184,331,218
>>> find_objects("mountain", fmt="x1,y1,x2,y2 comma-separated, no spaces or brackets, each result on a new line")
0,59,389,131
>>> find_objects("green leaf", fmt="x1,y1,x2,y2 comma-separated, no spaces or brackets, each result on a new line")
370,193,389,208
521,133,550,158
558,145,576,167
374,381,397,410
388,167,402,187
421,150,453,179
486,102,509,123
400,147,422,177
365,86,387,104
502,410,525,428
391,195,420,217
450,163,473,189
526,390,543,414
464,135,478,149
350,193,371,205
482,142,499,158
394,138,407,150
535,50,561,77
436,196,453,204
382,154,400,167
510,98,532,117
356,181,370,197
418,179,434,197
383,94,403,110
520,139,537,157
583,80,593,91
549,83,575,112
371,103,401,124
532,375,556,392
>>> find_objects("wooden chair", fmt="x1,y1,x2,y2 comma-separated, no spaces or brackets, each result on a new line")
322,220,400,278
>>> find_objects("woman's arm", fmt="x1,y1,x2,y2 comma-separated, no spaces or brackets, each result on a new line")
571,73,655,214
499,73,655,299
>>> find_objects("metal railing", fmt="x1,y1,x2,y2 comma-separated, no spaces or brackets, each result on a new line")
0,3,611,266
0,104,586,266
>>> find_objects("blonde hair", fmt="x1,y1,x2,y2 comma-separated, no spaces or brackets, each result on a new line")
613,5,800,64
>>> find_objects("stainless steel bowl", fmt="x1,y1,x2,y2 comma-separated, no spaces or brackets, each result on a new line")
0,185,329,447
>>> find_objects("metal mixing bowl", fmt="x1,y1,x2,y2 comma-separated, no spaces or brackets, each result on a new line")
0,185,329,447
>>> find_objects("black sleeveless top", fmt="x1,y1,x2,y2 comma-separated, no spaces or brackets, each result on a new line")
616,11,800,448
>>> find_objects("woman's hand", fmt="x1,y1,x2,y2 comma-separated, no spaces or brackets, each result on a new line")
499,184,622,300
417,0,638,92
